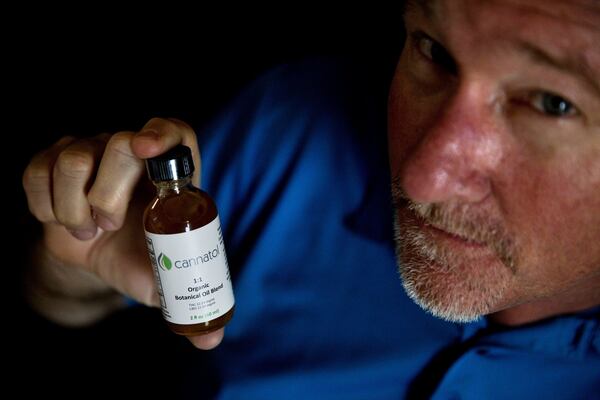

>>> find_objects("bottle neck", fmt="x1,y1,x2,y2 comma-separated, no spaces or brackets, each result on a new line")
153,176,193,197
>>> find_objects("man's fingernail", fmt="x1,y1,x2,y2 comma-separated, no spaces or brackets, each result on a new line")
137,129,160,141
93,213,117,231
68,228,97,240
189,330,224,350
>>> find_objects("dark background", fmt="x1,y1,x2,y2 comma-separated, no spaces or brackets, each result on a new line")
8,10,405,398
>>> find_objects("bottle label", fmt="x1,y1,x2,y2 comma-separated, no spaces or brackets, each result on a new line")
145,216,235,325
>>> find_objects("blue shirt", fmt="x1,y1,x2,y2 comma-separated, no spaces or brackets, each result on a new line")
194,58,600,399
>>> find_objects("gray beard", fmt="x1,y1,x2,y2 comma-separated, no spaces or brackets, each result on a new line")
394,211,512,323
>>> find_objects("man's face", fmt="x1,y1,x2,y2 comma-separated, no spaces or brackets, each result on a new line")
388,0,600,322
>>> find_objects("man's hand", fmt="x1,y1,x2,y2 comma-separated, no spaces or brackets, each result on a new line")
23,117,224,349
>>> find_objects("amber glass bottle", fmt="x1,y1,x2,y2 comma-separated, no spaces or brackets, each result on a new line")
143,145,234,335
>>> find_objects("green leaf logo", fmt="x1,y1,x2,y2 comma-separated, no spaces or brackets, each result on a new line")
158,253,172,271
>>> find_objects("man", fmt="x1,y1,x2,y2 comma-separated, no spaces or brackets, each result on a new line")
391,0,600,324
22,0,599,398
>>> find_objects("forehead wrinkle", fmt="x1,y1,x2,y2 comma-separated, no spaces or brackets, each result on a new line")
404,0,600,100
517,41,600,99
457,1,600,95
506,0,600,33
498,0,600,31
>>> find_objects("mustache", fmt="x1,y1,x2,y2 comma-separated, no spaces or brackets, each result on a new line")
391,177,517,271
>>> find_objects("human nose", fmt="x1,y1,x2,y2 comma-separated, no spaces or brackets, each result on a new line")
400,84,503,204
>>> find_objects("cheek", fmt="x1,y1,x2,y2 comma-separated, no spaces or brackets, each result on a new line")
509,159,600,282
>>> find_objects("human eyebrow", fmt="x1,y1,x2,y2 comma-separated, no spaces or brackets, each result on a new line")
404,0,435,18
518,41,600,99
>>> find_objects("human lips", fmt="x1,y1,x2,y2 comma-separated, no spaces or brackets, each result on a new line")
423,221,487,248
398,202,493,254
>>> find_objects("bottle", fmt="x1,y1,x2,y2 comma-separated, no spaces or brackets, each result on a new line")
143,144,234,336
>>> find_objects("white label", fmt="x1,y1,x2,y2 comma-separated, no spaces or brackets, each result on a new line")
144,216,235,325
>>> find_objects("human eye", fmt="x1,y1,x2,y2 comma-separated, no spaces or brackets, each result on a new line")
506,87,590,149
530,91,578,118
411,31,457,75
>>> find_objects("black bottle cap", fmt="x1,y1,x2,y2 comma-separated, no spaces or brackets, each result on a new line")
146,144,195,182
